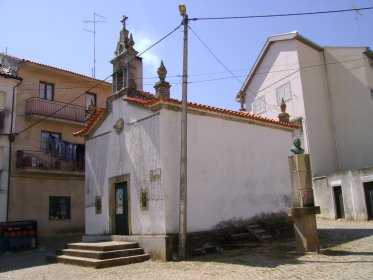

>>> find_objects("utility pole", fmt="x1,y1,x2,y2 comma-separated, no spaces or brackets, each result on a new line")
83,12,106,78
178,3,188,260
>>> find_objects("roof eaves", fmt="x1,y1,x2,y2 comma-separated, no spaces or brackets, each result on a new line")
73,108,106,137
125,95,298,130
0,71,22,80
238,32,323,97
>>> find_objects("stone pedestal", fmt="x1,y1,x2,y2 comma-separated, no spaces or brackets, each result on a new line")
288,154,320,252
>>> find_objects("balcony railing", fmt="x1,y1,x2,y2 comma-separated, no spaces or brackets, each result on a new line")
25,97,86,123
16,150,84,172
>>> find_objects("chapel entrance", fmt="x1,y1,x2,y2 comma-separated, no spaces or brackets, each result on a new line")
115,182,129,235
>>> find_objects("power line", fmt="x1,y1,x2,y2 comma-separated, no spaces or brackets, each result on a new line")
188,26,243,85
1,56,369,90
15,22,182,136
190,6,373,21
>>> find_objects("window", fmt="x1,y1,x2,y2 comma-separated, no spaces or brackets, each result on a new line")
49,196,70,219
85,93,97,109
276,83,292,105
39,82,54,101
41,131,61,150
95,196,102,214
140,189,149,210
253,96,266,114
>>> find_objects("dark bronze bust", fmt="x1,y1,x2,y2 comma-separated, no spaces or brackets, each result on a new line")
291,138,304,154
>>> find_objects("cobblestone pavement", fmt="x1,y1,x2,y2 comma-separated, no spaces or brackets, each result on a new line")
0,219,372,280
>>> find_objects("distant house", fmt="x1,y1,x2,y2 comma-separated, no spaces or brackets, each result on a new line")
0,53,111,236
76,18,298,260
238,32,373,221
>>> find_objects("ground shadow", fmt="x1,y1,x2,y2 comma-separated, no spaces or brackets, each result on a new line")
0,234,81,273
187,226,373,268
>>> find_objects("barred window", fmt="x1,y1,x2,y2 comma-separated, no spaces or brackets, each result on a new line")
49,196,70,220
253,96,266,114
276,83,292,105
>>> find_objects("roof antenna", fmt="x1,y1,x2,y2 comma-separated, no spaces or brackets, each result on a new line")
353,4,363,45
83,12,106,78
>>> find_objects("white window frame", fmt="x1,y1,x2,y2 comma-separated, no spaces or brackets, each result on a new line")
276,82,292,105
252,96,266,114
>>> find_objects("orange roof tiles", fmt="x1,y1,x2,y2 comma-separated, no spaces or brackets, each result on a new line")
1,53,109,83
125,91,299,130
73,108,106,137
74,90,298,137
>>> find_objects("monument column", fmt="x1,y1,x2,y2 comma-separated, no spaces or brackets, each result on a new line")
288,139,320,252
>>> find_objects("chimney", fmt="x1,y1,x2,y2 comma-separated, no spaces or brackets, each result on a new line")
154,60,171,99
278,98,290,123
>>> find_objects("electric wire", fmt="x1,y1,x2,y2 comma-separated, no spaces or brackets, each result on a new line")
15,22,182,136
188,25,281,113
2,56,369,90
188,26,243,85
190,6,373,21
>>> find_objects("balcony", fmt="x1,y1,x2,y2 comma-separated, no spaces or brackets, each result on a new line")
25,97,86,123
16,150,84,173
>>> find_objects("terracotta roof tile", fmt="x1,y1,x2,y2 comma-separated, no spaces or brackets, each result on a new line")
124,91,299,130
75,90,298,137
1,53,110,84
73,108,106,137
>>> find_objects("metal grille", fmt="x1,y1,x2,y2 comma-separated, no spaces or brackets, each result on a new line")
85,132,110,207
125,113,163,201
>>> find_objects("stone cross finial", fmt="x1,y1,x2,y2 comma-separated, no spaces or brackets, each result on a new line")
121,15,128,29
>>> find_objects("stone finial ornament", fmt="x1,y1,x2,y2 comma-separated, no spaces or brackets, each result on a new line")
291,138,305,154
154,60,171,99
278,98,290,123
157,60,167,82
128,33,135,51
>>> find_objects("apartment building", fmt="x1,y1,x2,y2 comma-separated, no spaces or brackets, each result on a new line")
0,54,111,236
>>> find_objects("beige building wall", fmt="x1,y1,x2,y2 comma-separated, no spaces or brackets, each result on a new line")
9,174,85,236
297,41,339,176
0,75,21,222
324,48,373,171
7,60,111,236
244,34,373,177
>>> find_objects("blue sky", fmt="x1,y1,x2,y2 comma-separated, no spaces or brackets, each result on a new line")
1,0,372,110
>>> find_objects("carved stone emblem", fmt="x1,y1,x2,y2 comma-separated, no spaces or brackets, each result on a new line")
113,118,124,134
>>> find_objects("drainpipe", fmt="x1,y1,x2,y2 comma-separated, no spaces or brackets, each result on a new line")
322,50,341,172
6,79,22,222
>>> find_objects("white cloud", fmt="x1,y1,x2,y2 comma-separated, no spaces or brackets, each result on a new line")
134,33,161,73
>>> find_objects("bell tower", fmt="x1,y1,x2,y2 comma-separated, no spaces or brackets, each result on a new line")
111,16,143,94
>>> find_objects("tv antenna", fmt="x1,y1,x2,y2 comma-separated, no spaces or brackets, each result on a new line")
353,4,363,45
83,12,106,78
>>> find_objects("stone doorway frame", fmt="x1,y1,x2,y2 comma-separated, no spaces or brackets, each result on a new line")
109,174,131,235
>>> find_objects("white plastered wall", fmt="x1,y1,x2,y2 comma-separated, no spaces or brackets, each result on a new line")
161,109,294,233
85,97,166,235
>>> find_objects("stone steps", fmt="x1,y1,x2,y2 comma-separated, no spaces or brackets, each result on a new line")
58,247,145,259
246,224,273,242
47,241,150,269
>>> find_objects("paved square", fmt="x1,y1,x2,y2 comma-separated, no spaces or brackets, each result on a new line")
0,219,372,279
